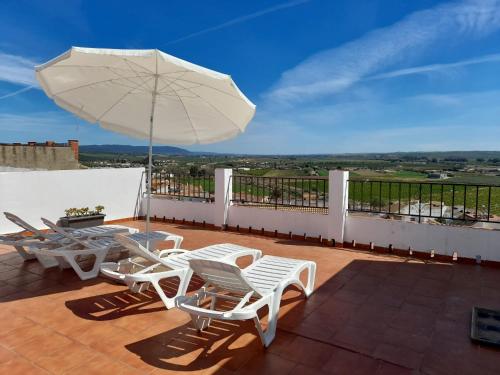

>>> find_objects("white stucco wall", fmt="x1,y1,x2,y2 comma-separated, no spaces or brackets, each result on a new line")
345,215,500,261
145,197,500,262
0,168,144,234
142,199,329,237
144,196,215,223
227,205,329,237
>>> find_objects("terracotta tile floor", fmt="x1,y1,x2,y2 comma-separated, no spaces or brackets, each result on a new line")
1,220,499,374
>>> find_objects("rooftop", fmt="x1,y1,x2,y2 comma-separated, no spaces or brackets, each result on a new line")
1,220,499,374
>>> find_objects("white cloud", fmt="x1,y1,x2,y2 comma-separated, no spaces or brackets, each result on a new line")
367,53,500,81
166,0,310,45
265,0,500,104
0,85,36,100
0,51,38,86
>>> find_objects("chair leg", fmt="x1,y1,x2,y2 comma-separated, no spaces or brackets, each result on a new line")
149,269,191,309
304,262,316,297
14,245,36,261
63,251,107,280
253,296,280,347
129,281,151,293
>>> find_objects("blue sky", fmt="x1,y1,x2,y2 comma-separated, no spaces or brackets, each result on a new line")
1,0,500,154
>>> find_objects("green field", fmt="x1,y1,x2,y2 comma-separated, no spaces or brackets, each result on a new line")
348,181,500,218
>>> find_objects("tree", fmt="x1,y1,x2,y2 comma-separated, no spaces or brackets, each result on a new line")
189,165,199,177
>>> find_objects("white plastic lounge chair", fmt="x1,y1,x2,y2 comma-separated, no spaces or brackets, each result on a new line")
29,218,182,280
175,255,316,347
0,212,138,267
101,235,262,309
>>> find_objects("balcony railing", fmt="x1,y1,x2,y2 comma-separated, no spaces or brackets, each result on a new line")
231,175,328,213
348,179,500,223
151,171,215,201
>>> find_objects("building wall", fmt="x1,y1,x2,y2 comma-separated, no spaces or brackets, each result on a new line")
0,142,80,170
0,168,144,234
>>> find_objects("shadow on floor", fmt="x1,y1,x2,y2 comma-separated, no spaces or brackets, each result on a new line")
65,275,206,321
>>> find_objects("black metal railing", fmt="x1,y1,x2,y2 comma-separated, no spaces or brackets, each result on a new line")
231,175,328,213
348,179,500,223
151,172,215,201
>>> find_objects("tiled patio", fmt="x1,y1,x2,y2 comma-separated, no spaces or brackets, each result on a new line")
0,220,499,374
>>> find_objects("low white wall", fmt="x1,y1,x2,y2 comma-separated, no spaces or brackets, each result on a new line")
144,196,215,223
0,168,144,234
345,215,500,262
227,205,329,237
143,199,329,237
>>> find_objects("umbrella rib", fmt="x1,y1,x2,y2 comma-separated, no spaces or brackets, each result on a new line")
96,76,155,121
48,63,155,91
158,76,200,142
162,76,244,100
159,70,191,76
105,66,155,90
51,75,152,96
120,56,155,75
156,71,190,94
122,59,154,90
159,78,246,132
46,65,151,74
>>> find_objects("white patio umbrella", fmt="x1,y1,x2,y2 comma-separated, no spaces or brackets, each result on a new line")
35,47,255,247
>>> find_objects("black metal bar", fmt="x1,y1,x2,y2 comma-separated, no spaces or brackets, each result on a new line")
463,184,467,222
388,182,392,214
343,178,498,223
308,178,312,207
370,181,373,211
451,185,455,220
487,186,491,222
429,183,432,217
398,182,401,214
418,183,422,223
440,184,444,219
408,183,411,215
475,186,479,220
379,181,382,212
361,181,365,211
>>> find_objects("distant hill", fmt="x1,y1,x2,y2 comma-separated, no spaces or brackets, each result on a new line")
329,151,500,161
79,144,192,155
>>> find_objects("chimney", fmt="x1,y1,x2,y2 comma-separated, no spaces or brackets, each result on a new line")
45,141,55,146
68,139,79,161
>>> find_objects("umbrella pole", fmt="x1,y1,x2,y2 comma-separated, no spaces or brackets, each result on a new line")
146,73,159,250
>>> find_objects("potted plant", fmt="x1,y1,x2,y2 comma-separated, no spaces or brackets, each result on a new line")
59,205,106,228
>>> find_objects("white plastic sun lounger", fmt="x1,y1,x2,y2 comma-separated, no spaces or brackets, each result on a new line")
0,212,138,267
29,218,182,280
175,255,316,347
100,234,262,309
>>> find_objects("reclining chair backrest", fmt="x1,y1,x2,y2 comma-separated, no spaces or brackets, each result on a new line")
188,258,260,296
113,233,161,264
4,212,46,238
41,217,99,249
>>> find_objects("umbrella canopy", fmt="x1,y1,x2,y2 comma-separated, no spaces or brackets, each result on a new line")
35,47,255,144
36,47,255,243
